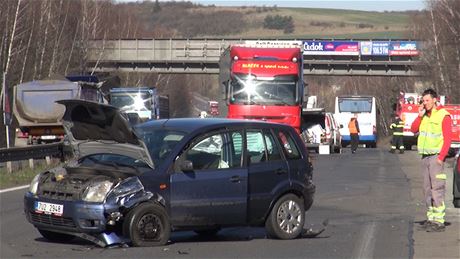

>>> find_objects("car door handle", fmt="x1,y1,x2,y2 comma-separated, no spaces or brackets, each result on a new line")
230,175,241,183
276,168,287,175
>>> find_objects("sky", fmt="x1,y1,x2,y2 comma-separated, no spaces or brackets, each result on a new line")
149,0,426,12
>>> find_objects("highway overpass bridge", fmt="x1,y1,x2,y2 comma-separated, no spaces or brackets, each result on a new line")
87,39,421,76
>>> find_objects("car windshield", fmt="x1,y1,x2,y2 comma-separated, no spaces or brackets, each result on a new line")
136,128,187,167
229,74,297,106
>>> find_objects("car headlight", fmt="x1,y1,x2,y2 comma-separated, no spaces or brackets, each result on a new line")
29,174,41,195
82,180,113,202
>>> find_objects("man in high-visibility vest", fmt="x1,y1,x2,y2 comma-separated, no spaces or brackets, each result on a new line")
411,88,452,232
390,114,405,154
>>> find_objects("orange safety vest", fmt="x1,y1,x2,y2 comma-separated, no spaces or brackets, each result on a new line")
348,119,358,134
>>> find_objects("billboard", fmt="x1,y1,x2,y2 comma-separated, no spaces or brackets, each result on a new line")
389,41,419,56
360,41,390,56
243,40,303,48
303,41,359,55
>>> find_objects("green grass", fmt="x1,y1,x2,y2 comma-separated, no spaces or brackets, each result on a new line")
217,6,412,39
287,7,409,25
294,30,408,39
0,162,60,189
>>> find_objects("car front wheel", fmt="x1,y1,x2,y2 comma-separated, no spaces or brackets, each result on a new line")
265,194,305,239
123,203,170,247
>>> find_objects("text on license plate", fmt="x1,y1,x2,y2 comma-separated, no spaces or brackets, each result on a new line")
35,201,63,216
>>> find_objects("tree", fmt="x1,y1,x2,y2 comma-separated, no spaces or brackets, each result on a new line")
412,0,460,102
153,0,161,13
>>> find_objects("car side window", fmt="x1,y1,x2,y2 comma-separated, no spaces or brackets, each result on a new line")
231,131,243,167
277,130,301,160
263,129,282,161
185,133,225,170
246,130,266,164
181,131,242,171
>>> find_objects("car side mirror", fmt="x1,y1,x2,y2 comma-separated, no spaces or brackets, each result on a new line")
180,160,194,172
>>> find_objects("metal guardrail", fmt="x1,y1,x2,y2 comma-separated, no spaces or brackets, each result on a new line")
0,143,64,163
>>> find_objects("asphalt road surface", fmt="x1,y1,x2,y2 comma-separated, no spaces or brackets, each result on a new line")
0,147,437,258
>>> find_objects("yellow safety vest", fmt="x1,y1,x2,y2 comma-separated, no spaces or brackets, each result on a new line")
417,108,450,155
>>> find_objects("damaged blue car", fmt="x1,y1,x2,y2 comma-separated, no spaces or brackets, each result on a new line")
24,100,315,247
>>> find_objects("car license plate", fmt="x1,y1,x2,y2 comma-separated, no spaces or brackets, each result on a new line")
35,201,63,216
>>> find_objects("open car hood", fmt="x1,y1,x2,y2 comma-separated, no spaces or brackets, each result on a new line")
57,100,154,168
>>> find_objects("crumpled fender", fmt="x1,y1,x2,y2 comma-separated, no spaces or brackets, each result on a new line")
105,177,165,211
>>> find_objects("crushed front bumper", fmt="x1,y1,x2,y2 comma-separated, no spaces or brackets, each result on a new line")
24,192,126,247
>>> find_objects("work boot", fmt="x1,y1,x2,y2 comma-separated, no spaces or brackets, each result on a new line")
416,220,433,231
426,222,445,232
399,150,404,154
389,149,395,153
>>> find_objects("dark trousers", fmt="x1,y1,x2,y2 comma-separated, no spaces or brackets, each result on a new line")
350,133,359,152
391,135,404,150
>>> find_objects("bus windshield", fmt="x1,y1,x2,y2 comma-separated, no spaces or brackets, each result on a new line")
338,97,373,113
229,74,297,106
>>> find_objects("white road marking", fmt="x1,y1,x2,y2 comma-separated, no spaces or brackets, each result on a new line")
0,185,29,194
354,221,378,259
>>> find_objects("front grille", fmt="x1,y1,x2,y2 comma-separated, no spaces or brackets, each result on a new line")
29,212,76,228
40,190,77,201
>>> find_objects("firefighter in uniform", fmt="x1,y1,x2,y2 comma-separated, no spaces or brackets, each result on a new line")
390,114,405,153
411,88,452,232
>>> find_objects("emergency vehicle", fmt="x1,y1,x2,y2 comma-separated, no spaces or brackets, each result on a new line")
395,92,421,150
395,91,460,151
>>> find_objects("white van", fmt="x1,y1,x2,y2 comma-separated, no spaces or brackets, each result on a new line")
301,108,342,153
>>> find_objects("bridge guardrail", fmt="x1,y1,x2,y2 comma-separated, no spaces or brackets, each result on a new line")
87,39,421,76
0,143,64,163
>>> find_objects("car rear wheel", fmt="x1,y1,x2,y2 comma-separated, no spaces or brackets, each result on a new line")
123,203,170,247
38,229,75,242
265,194,305,239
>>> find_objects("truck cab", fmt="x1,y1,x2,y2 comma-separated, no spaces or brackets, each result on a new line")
108,87,169,124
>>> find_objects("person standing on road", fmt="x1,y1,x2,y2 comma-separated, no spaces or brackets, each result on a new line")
390,114,405,154
411,88,452,232
348,113,360,154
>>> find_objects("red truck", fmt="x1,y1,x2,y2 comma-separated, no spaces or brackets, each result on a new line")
221,41,304,133
444,104,460,151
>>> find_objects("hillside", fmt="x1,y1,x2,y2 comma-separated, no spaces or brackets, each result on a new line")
132,2,414,39
209,7,411,39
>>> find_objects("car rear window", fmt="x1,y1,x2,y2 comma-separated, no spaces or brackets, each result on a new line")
276,130,301,160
